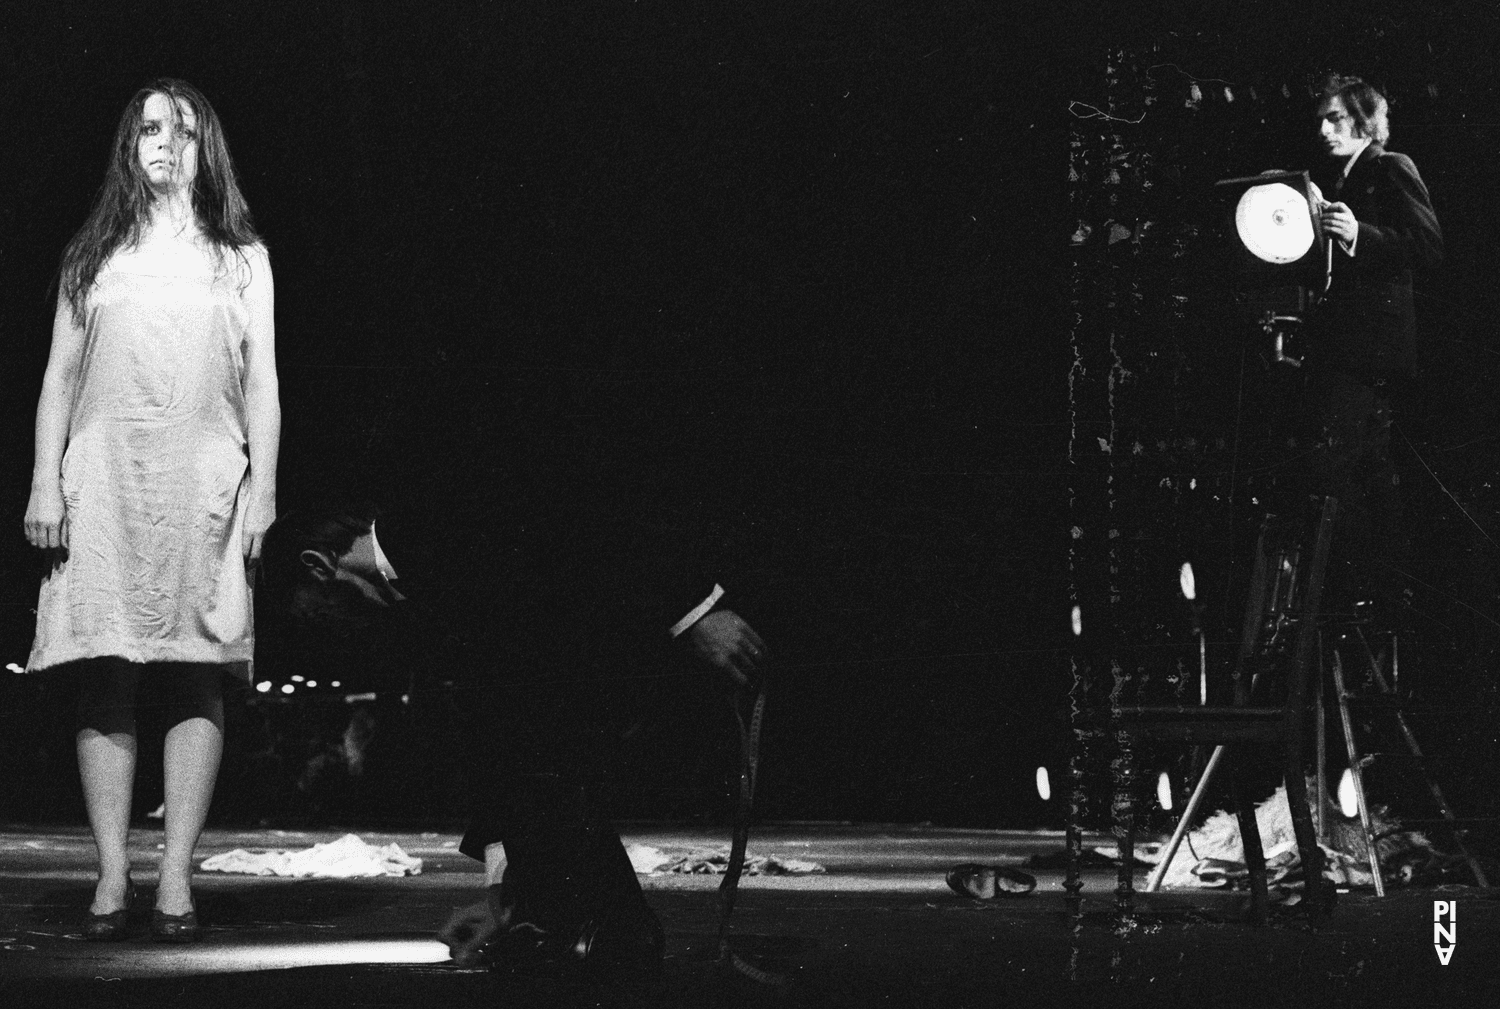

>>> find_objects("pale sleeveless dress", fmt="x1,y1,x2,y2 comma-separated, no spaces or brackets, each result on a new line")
27,239,258,681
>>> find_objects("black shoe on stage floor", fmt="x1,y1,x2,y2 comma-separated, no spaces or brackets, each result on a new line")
485,909,665,985
150,906,201,943
945,863,1038,899
82,879,138,942
573,907,666,983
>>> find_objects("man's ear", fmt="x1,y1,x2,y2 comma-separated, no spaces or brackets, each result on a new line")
300,549,339,583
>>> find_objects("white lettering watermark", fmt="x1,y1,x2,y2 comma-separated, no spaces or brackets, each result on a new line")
1433,900,1456,965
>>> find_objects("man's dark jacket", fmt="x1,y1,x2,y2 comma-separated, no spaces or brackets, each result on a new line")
1312,142,1443,378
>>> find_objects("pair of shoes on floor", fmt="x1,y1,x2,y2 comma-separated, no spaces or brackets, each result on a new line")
83,878,138,942
945,863,1037,899
150,904,201,943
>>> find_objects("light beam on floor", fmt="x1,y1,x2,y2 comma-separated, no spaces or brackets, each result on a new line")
180,936,450,971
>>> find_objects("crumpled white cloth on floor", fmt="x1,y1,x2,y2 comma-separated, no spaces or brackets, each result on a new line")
626,843,825,875
1141,784,1431,889
199,833,423,877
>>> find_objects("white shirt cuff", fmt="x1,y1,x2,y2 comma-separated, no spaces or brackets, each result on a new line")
484,842,507,886
670,584,724,638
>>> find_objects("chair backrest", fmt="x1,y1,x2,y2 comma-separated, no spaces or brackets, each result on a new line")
1232,498,1338,712
1282,497,1338,732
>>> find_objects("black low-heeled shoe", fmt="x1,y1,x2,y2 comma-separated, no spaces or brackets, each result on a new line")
83,880,137,942
945,863,1038,899
150,906,200,943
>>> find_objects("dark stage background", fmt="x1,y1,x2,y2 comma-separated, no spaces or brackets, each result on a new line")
1,3,1497,841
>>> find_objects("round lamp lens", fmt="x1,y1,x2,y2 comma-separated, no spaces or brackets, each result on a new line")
1235,183,1315,264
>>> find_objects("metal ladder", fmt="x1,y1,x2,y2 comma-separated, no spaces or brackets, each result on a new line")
1323,626,1491,894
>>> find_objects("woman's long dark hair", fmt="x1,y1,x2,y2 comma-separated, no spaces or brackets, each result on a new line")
59,78,261,326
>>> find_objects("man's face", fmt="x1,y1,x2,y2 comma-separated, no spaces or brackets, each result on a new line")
334,525,405,608
297,523,405,627
137,92,200,194
1317,96,1367,159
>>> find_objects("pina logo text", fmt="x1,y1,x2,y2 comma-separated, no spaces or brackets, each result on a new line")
1433,900,1456,965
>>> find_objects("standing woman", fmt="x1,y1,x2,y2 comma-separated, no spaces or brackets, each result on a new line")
22,79,279,942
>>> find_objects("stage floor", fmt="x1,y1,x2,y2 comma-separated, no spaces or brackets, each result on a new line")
0,823,1494,1007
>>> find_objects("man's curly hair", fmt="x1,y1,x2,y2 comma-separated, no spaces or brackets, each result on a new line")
1320,75,1391,145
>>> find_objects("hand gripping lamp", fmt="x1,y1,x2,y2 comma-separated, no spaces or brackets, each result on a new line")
1215,170,1331,366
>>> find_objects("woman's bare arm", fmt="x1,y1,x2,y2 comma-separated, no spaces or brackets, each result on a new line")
240,243,281,565
23,295,87,550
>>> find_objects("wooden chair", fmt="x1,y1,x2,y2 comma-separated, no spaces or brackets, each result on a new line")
1086,497,1338,923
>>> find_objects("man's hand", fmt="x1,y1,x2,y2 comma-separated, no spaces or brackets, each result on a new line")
1319,201,1359,245
437,898,497,967
686,609,767,687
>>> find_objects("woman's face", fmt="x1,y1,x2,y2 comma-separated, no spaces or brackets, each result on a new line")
137,92,199,194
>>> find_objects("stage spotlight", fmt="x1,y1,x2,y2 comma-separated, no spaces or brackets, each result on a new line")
1217,170,1327,296
1235,183,1316,265
1216,170,1330,365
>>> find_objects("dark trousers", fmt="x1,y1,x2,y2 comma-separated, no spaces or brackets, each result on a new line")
458,679,659,942
1297,368,1410,619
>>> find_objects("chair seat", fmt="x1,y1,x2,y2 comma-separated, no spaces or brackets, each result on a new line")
1113,705,1283,721
1111,706,1288,745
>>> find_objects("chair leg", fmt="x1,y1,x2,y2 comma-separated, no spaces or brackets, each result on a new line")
1330,646,1382,896
1316,634,1328,846
1283,762,1332,917
1229,755,1268,925
1146,745,1226,893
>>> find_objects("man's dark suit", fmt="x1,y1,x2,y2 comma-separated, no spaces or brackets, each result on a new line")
452,422,747,969
1302,141,1442,615
1311,141,1443,378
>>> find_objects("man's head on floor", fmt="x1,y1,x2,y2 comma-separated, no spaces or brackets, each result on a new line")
261,505,404,629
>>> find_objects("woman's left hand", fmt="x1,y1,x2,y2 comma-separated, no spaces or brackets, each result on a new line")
243,501,274,567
